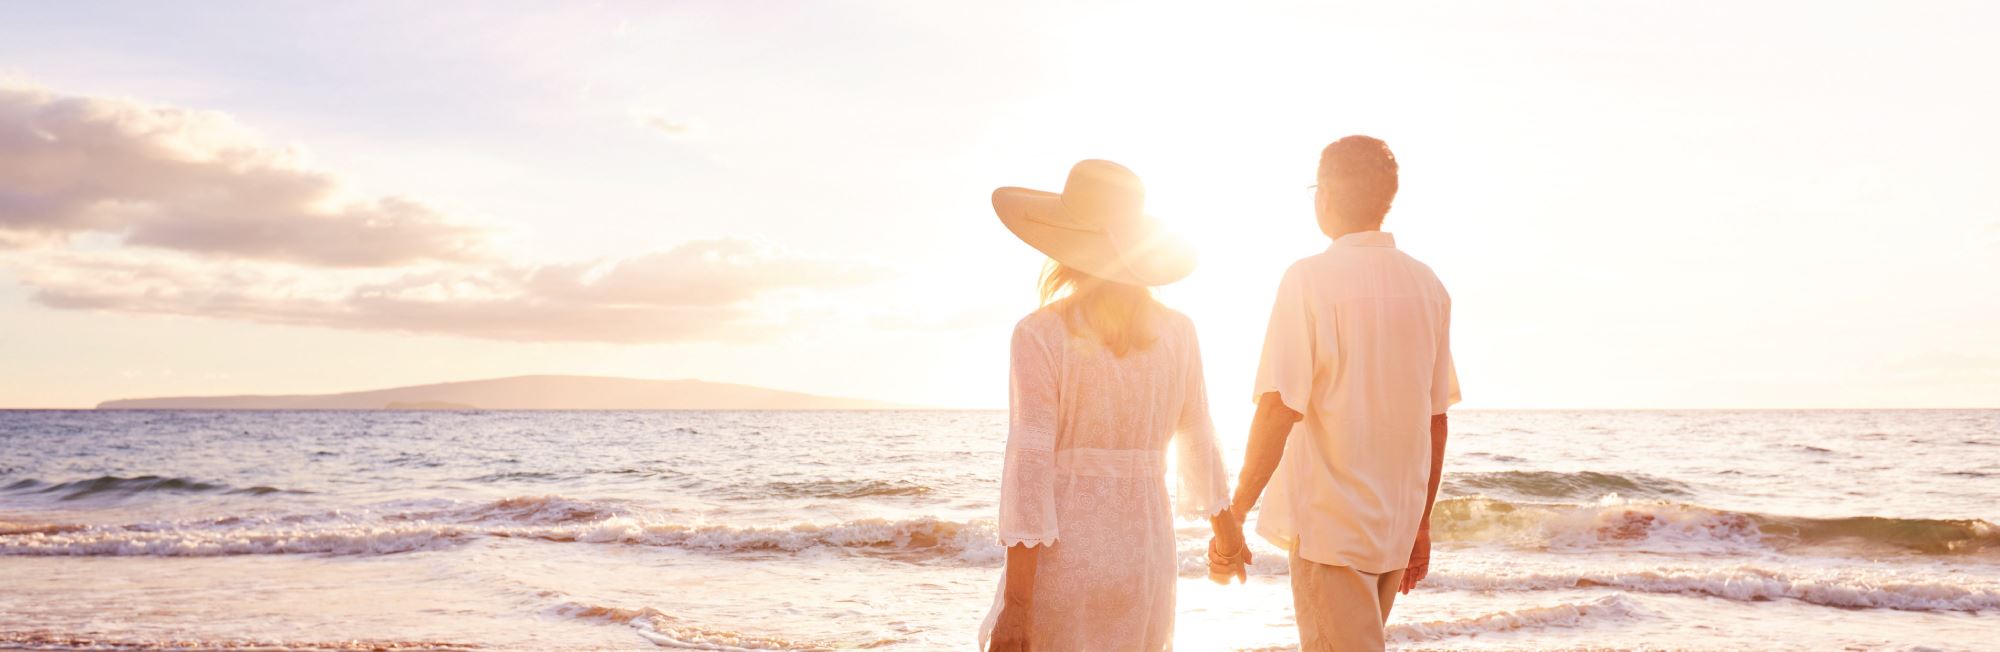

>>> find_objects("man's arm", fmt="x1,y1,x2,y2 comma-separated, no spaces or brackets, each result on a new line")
1418,413,1449,528
1400,412,1449,593
1227,392,1304,521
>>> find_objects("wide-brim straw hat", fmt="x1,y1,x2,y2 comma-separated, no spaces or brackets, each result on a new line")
991,159,1196,287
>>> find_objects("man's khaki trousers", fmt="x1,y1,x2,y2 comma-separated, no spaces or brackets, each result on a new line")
1289,550,1404,651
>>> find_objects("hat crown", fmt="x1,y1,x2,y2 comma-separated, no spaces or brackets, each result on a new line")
1060,159,1144,228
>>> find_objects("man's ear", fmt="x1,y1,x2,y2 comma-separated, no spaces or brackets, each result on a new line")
1313,191,1337,237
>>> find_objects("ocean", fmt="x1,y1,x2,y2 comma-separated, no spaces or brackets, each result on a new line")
0,410,1995,651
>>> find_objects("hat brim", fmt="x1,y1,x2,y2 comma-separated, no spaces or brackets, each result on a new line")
991,187,1196,287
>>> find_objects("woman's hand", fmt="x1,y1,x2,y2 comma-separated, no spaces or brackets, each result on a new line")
1207,509,1251,584
990,542,1039,651
988,601,1031,651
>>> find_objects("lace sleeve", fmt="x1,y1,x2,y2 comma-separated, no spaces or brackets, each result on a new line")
997,320,1060,547
1173,320,1231,519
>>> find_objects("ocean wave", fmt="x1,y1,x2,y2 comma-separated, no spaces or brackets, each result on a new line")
7,492,1990,567
392,494,623,525
2,475,307,501
760,479,935,499
0,520,477,556
1444,470,1692,500
1431,496,2000,556
1424,566,2000,613
0,630,476,650
1386,594,1643,643
0,495,996,561
551,602,899,651
500,514,996,562
0,521,89,536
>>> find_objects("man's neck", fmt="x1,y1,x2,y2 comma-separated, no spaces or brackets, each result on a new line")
1326,226,1382,241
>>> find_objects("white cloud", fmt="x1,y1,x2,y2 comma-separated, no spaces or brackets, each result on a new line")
18,239,888,343
636,111,697,137
0,84,891,343
0,84,486,266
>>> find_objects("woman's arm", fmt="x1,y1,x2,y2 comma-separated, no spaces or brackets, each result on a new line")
988,544,1040,651
990,320,1058,650
1004,543,1041,607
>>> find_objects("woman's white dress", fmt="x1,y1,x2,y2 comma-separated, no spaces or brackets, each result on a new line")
978,307,1231,651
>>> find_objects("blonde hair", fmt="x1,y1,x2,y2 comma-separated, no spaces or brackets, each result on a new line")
1038,260,1159,357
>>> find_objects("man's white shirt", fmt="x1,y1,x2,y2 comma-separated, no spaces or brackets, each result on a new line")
1252,230,1460,574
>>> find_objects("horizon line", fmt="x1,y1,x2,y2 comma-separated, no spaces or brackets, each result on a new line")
2,405,1995,412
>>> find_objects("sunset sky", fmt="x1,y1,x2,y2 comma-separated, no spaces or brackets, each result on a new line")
2,1,1995,411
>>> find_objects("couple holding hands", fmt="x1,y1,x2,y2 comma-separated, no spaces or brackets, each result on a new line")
978,136,1460,652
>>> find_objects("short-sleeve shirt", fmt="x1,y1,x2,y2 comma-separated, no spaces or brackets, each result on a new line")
1251,230,1460,573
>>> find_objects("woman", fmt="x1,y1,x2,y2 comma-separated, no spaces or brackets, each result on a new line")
980,160,1248,651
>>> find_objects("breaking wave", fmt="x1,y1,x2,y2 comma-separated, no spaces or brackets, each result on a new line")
0,495,996,562
0,630,476,650
1444,470,1694,500
9,491,1993,568
2,475,307,501
759,479,935,499
1430,495,2000,556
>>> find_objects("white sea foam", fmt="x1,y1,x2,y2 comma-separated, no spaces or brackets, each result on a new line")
1430,494,2000,556
0,496,998,561
1435,494,1767,554
552,601,890,651
0,630,476,650
1423,566,2000,613
1385,594,1643,643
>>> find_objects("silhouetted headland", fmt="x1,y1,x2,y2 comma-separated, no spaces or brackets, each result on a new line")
95,375,918,410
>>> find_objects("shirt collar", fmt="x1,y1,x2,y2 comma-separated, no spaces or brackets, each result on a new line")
1329,230,1396,250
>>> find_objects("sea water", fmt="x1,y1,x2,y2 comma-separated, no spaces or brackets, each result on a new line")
1,410,1995,650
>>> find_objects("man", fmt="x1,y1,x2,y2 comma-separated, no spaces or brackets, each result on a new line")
1208,135,1460,651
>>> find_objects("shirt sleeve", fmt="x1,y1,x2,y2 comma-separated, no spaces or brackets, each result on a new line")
1173,318,1231,519
1432,295,1461,413
1252,264,1316,413
997,319,1060,547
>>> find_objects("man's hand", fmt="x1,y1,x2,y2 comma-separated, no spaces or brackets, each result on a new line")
1207,509,1251,585
1403,413,1448,595
988,601,1031,651
1399,527,1431,594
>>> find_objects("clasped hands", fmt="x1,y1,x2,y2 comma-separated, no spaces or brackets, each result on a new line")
1205,508,1251,585
1206,509,1435,593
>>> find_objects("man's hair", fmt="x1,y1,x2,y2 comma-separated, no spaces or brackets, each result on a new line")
1316,135,1399,228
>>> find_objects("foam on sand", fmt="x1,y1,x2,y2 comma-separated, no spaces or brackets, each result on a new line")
0,630,476,650
1386,594,1644,643
551,602,897,651
1424,566,2000,613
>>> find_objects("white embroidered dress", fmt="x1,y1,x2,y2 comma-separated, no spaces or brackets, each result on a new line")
978,306,1231,651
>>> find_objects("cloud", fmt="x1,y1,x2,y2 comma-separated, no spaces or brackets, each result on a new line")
17,239,890,343
637,112,697,137
0,84,486,266
1887,352,2000,387
0,84,893,344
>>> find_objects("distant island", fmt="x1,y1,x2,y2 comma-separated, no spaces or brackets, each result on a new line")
96,375,918,410
383,401,480,410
